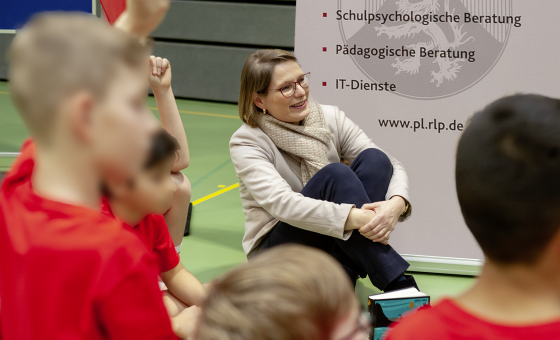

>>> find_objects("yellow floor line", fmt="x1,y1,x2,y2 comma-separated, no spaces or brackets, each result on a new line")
192,183,239,206
150,107,239,120
0,91,10,95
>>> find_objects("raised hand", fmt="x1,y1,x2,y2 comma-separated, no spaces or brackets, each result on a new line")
149,56,172,93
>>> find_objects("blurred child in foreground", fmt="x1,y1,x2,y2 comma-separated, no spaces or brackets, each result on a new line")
0,1,180,338
195,244,370,340
386,94,560,340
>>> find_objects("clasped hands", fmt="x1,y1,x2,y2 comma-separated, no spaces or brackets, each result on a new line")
344,196,406,245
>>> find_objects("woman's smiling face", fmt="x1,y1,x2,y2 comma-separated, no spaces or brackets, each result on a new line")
253,60,310,124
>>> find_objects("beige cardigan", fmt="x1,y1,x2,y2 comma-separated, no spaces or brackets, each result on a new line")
230,104,410,255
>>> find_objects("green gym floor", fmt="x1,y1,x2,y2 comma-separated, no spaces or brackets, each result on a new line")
0,81,476,306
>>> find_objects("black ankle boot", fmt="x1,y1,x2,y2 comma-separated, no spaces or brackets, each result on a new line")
384,274,419,292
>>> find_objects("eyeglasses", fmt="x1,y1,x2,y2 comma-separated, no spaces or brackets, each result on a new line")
337,312,373,340
273,72,310,98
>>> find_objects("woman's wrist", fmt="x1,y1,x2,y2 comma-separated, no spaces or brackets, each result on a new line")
344,208,375,231
344,208,361,231
389,196,407,216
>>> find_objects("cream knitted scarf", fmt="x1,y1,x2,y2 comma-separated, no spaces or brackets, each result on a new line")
255,100,331,185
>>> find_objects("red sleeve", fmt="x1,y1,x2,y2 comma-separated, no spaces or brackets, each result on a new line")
99,0,126,24
151,215,181,273
96,240,178,339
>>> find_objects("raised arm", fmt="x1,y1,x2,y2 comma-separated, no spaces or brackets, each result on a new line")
149,56,190,171
114,0,170,40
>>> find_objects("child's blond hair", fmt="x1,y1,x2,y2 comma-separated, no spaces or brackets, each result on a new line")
195,244,357,340
9,12,150,142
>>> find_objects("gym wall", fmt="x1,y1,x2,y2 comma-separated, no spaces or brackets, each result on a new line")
0,0,296,103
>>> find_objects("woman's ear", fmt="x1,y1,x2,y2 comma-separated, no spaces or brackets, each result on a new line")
253,92,266,111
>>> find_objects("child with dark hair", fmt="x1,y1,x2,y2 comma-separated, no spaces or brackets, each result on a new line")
102,58,204,339
386,94,560,340
102,128,204,339
103,129,182,224
147,55,193,251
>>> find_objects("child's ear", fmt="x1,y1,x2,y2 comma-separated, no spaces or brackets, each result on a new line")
67,91,94,144
104,177,132,199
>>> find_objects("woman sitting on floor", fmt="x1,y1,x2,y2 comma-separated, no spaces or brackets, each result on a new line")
229,49,417,291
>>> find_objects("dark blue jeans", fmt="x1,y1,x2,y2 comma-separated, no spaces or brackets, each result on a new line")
259,148,410,291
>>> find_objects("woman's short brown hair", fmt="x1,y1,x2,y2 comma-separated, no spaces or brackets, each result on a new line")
195,245,357,340
238,49,298,127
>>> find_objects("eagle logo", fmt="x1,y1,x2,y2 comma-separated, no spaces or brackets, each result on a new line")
338,0,513,99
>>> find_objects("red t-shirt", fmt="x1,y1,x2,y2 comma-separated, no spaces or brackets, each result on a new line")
101,200,180,274
0,140,177,340
385,298,560,340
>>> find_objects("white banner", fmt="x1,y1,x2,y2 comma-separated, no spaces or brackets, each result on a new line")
295,0,560,262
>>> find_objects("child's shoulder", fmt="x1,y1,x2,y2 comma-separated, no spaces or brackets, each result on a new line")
138,213,167,229
28,203,151,266
78,214,160,292
66,210,150,260
385,299,456,340
136,214,169,240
